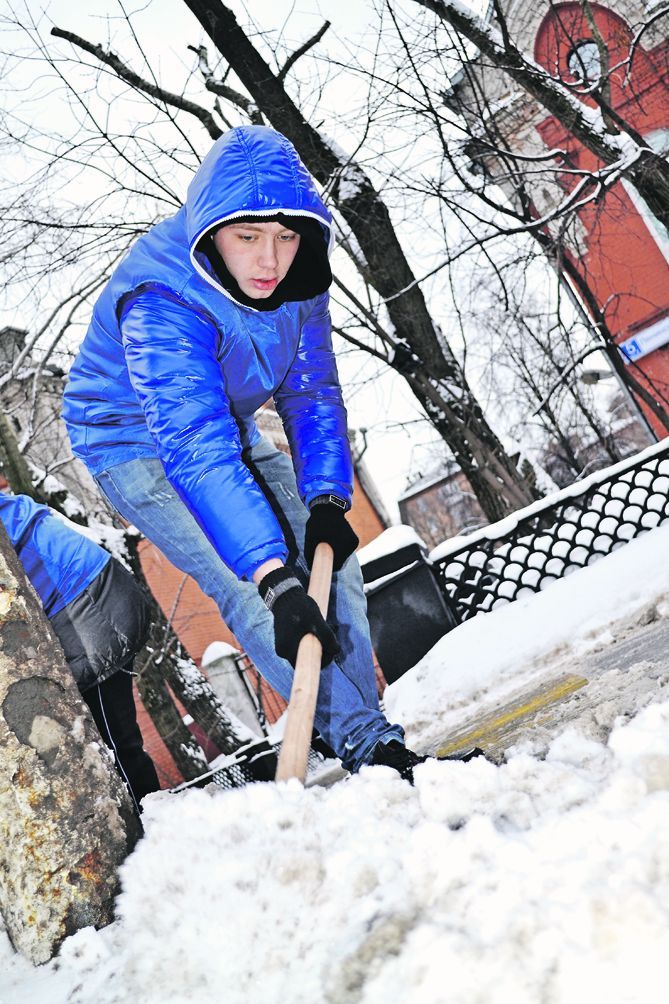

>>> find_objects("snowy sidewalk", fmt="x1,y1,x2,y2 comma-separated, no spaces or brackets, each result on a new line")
385,520,669,757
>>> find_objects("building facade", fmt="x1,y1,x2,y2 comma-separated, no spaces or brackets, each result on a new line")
398,466,486,551
459,1,669,434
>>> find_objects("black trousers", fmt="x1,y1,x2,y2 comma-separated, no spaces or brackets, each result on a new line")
81,668,160,812
51,559,159,811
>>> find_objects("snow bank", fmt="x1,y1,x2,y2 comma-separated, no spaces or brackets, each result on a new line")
3,700,669,1003
3,505,669,1003
357,524,426,564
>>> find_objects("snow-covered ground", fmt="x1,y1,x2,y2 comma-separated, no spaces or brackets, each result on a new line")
3,524,669,1003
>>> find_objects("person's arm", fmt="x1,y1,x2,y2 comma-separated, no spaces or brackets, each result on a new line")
120,288,287,580
251,558,283,585
273,292,354,508
274,293,358,570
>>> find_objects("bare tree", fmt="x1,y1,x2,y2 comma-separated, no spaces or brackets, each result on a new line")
180,0,544,518
300,0,664,491
412,0,669,228
402,0,669,431
5,0,662,535
122,532,245,779
0,2,542,524
471,278,648,482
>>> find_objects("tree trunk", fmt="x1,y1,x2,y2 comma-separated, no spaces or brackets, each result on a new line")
401,366,540,518
162,654,244,756
0,412,47,504
133,649,208,781
0,522,141,965
182,0,540,521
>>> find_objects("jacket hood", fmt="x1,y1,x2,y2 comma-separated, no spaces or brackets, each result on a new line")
187,126,333,308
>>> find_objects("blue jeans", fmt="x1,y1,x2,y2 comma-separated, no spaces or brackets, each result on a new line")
94,438,403,772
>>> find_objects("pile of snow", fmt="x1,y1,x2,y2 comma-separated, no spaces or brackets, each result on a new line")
3,703,669,1003
3,521,669,1002
356,524,427,565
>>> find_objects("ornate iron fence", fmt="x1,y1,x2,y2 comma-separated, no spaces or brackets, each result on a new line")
431,439,669,622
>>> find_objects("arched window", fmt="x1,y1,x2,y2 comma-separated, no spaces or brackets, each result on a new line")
534,3,635,101
566,40,602,83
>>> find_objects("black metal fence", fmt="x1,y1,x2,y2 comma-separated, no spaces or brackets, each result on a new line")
431,439,669,622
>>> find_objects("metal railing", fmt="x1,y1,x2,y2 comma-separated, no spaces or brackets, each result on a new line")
431,438,669,622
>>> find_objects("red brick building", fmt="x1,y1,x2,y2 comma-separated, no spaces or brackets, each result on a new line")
533,2,669,433
396,3,669,558
467,1,669,433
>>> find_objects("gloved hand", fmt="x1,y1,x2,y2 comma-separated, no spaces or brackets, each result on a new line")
304,495,359,571
258,565,339,669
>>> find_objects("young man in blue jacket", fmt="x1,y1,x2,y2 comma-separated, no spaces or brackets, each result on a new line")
0,493,160,810
63,125,425,781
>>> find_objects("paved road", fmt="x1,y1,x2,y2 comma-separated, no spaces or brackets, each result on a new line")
588,614,669,674
430,609,669,762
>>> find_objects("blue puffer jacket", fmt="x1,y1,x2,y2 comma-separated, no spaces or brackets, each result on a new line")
63,126,353,580
0,494,110,617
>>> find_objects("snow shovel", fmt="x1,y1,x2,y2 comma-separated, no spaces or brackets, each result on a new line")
275,541,334,784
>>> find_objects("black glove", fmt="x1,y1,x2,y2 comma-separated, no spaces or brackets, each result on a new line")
258,566,339,669
304,495,359,571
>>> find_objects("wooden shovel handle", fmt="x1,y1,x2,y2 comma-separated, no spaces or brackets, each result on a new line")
275,542,334,783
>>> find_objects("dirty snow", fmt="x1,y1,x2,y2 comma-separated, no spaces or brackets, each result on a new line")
2,524,669,1003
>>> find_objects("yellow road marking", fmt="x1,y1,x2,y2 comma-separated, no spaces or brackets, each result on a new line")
436,673,588,758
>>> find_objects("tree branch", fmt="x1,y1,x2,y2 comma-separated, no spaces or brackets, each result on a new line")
187,43,264,124
277,20,330,81
51,27,223,140
412,0,669,233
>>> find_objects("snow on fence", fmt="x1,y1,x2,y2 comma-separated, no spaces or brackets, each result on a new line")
430,438,669,622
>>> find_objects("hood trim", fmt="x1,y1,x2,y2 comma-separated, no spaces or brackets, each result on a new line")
189,208,333,313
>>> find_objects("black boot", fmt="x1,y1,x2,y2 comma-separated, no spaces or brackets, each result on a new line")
371,740,486,784
371,740,428,784
311,728,338,760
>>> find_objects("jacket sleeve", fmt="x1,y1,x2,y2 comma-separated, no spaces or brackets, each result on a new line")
274,293,354,508
120,288,288,580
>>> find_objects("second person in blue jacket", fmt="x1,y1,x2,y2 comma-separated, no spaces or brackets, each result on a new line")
63,125,425,780
0,492,159,811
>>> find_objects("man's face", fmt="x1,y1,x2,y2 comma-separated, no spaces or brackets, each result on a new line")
212,220,301,300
